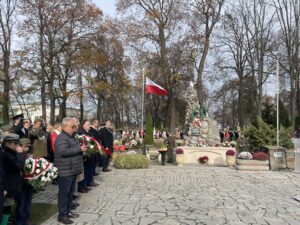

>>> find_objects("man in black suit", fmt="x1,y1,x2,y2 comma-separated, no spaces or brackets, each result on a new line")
17,119,31,139
99,120,113,172
89,119,101,175
12,114,24,135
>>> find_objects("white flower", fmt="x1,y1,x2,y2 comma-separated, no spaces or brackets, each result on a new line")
86,137,90,141
41,176,46,182
89,145,94,149
26,164,32,168
25,159,30,164
36,169,40,174
42,164,46,169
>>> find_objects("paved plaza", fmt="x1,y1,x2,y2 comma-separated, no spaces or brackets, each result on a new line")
36,166,300,225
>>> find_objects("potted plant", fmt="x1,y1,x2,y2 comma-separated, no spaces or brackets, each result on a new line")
236,151,269,171
175,148,184,166
226,149,236,166
199,156,209,164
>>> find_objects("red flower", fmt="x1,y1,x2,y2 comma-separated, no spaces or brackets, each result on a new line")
199,156,209,163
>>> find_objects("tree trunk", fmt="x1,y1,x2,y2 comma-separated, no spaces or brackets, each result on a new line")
97,95,102,121
238,78,245,130
39,8,47,120
79,75,84,123
197,35,210,104
2,50,10,124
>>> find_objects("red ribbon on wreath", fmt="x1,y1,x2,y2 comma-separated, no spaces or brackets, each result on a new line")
101,146,111,156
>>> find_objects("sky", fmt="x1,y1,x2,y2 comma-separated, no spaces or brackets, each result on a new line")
93,0,117,16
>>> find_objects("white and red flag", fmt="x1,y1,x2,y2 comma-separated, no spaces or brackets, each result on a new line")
145,77,168,96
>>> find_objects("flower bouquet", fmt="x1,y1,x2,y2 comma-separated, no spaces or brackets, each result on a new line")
237,151,253,160
199,156,209,164
23,158,58,191
125,139,138,149
77,135,101,156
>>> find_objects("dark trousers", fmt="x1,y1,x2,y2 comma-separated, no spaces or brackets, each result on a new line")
0,191,3,221
102,154,110,170
58,175,76,219
91,155,97,176
15,184,34,225
78,156,94,190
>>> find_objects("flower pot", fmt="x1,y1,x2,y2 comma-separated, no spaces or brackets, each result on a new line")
176,154,184,166
236,159,269,171
226,155,236,166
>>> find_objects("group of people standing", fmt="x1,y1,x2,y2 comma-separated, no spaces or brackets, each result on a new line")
219,128,240,143
0,115,114,225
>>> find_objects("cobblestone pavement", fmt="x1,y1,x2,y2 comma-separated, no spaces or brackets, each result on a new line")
37,166,300,225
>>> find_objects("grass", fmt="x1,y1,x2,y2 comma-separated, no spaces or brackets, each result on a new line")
11,203,57,225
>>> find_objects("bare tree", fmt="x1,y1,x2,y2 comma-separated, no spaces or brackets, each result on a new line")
189,0,225,104
273,0,300,132
0,0,16,123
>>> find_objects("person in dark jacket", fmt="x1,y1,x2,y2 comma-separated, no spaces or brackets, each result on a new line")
16,119,31,139
54,117,87,224
77,119,98,194
15,138,34,225
2,133,25,225
12,114,24,135
99,120,113,172
89,119,101,176
0,146,8,222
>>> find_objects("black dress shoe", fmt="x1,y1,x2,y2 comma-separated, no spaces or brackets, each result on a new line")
102,168,111,172
67,212,80,218
88,182,99,187
93,172,99,176
73,202,80,207
78,189,88,193
73,194,79,199
58,217,74,224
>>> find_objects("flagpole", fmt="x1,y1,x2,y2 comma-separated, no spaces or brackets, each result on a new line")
276,59,279,147
141,68,145,135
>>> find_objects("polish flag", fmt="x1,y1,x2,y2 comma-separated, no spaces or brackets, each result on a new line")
146,77,168,96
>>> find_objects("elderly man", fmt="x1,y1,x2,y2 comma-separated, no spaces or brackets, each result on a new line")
54,117,87,224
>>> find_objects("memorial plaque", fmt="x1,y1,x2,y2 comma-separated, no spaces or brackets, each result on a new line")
191,128,200,136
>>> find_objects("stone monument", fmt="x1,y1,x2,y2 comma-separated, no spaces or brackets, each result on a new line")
184,82,219,146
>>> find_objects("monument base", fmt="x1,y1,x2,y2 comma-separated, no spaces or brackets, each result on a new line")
182,146,234,166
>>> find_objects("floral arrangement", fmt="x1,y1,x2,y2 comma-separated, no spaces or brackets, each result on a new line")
175,148,184,154
199,156,209,164
237,151,253,160
226,149,235,156
222,141,230,147
23,158,58,191
252,152,269,161
77,135,101,155
125,139,138,148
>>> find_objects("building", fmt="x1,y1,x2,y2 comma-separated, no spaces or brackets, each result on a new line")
11,104,92,123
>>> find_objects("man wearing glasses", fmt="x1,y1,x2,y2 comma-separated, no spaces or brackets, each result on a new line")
54,117,87,224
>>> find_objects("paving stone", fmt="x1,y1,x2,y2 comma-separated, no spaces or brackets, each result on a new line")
37,166,300,225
